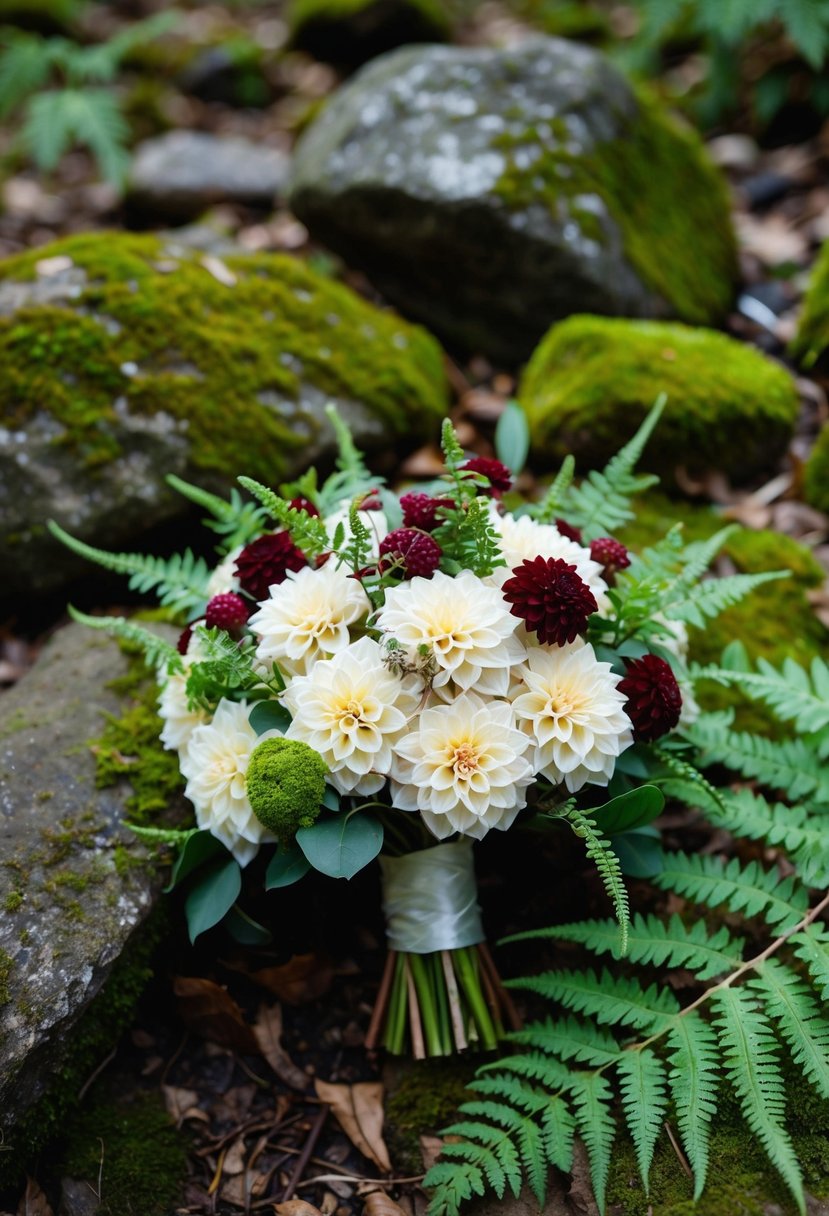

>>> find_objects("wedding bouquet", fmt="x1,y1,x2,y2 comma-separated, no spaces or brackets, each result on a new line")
51,399,780,1058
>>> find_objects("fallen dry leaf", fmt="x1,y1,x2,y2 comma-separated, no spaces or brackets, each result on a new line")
273,1202,324,1215
227,952,334,1004
419,1134,444,1172
363,1191,408,1216
173,976,259,1054
16,1179,52,1216
314,1079,391,1174
223,1137,248,1177
162,1085,209,1126
251,1003,308,1091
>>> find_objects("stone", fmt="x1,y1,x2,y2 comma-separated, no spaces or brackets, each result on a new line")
0,623,176,1149
0,231,448,598
519,315,799,480
127,130,290,219
289,38,738,363
288,0,451,68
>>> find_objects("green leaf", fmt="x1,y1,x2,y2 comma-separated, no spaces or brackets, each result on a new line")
265,844,312,889
184,856,242,943
494,401,530,475
591,785,665,834
249,700,291,736
611,827,665,878
224,904,273,946
296,812,383,879
166,829,227,892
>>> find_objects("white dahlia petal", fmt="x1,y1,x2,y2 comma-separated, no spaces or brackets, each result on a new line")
158,661,209,761
490,509,610,610
511,641,633,792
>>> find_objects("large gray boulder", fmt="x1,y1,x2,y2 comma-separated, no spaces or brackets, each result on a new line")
290,39,738,363
0,232,448,598
0,623,177,1148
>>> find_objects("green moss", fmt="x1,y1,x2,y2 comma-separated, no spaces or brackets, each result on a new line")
495,86,737,324
0,949,13,1005
3,891,23,913
509,0,610,41
247,737,328,837
790,238,829,368
0,232,448,476
804,421,829,514
385,1059,476,1175
520,315,798,480
0,907,166,1191
61,1088,186,1216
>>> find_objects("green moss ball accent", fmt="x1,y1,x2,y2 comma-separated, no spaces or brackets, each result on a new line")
246,737,328,837
790,238,829,368
0,231,448,480
520,315,799,481
804,421,829,513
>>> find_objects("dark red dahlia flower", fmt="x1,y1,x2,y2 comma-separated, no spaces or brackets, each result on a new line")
400,491,455,531
460,456,512,496
378,528,442,578
589,537,631,584
502,556,597,645
205,592,250,631
618,654,682,742
235,532,307,602
288,496,319,517
555,518,583,545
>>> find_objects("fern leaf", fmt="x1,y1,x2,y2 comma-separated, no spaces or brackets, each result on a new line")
692,656,829,745
508,968,679,1032
438,1121,521,1198
791,926,829,1000
478,1051,574,1090
752,958,829,1100
713,985,805,1215
67,606,183,675
570,1072,615,1212
237,476,330,558
665,570,785,629
654,852,807,930
666,1011,719,1199
0,33,52,118
540,1094,575,1174
533,455,576,523
685,712,829,802
616,1048,667,1192
507,1015,622,1067
560,806,630,954
425,1161,484,1216
22,88,129,184
166,475,265,549
706,789,829,886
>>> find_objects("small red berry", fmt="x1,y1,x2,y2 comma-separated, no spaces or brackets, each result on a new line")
400,492,455,531
378,528,442,578
618,655,682,742
205,592,249,631
460,456,512,496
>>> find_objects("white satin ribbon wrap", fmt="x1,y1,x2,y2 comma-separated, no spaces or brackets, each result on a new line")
379,839,484,954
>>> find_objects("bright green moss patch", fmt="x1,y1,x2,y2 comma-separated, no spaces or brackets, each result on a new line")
790,238,829,368
496,88,737,324
61,1088,187,1216
520,316,798,480
0,232,448,478
804,421,829,513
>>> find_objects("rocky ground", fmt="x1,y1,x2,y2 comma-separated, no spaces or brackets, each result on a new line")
2,1,829,1214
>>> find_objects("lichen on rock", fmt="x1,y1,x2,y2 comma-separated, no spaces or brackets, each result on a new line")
0,231,448,597
519,315,799,480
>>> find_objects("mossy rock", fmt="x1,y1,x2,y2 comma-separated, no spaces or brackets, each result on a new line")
0,232,448,597
288,0,451,67
789,237,829,369
290,39,737,363
804,420,829,514
520,315,799,481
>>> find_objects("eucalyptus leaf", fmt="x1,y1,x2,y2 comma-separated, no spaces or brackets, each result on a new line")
494,400,530,475
249,700,291,736
224,903,273,946
265,843,312,889
591,785,665,834
184,856,242,943
165,829,227,892
611,825,664,878
296,812,383,879
321,785,340,812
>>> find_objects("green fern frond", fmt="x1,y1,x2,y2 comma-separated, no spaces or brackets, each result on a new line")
22,87,130,184
532,455,576,523
318,402,381,511
654,852,808,930
664,570,786,628
558,805,630,954
791,926,829,1000
570,1072,615,1212
692,655,829,747
560,395,664,540
685,711,829,802
66,606,183,675
616,1048,667,1192
166,475,265,550
237,476,330,559
0,33,52,118
713,985,805,1215
705,789,829,886
508,968,679,1032
507,1015,622,1067
666,1011,720,1199
752,958,829,1100
49,521,211,616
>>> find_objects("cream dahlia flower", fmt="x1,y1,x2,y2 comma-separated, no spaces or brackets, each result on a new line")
249,562,368,676
376,569,524,696
390,693,533,840
490,510,609,608
179,698,279,866
511,641,632,791
206,546,243,597
158,661,208,759
284,636,419,795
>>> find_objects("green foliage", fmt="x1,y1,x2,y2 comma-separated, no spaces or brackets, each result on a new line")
246,737,328,837
0,14,172,185
185,626,263,713
434,495,505,578
165,474,266,553
546,804,630,956
693,655,829,752
67,605,183,676
237,476,331,559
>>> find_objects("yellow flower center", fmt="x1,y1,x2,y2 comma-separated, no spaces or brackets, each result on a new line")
452,741,479,778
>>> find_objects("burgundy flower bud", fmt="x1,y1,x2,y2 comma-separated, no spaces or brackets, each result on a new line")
460,456,512,496
589,537,631,585
400,492,455,531
618,654,682,742
502,556,598,646
205,593,249,631
378,528,442,579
